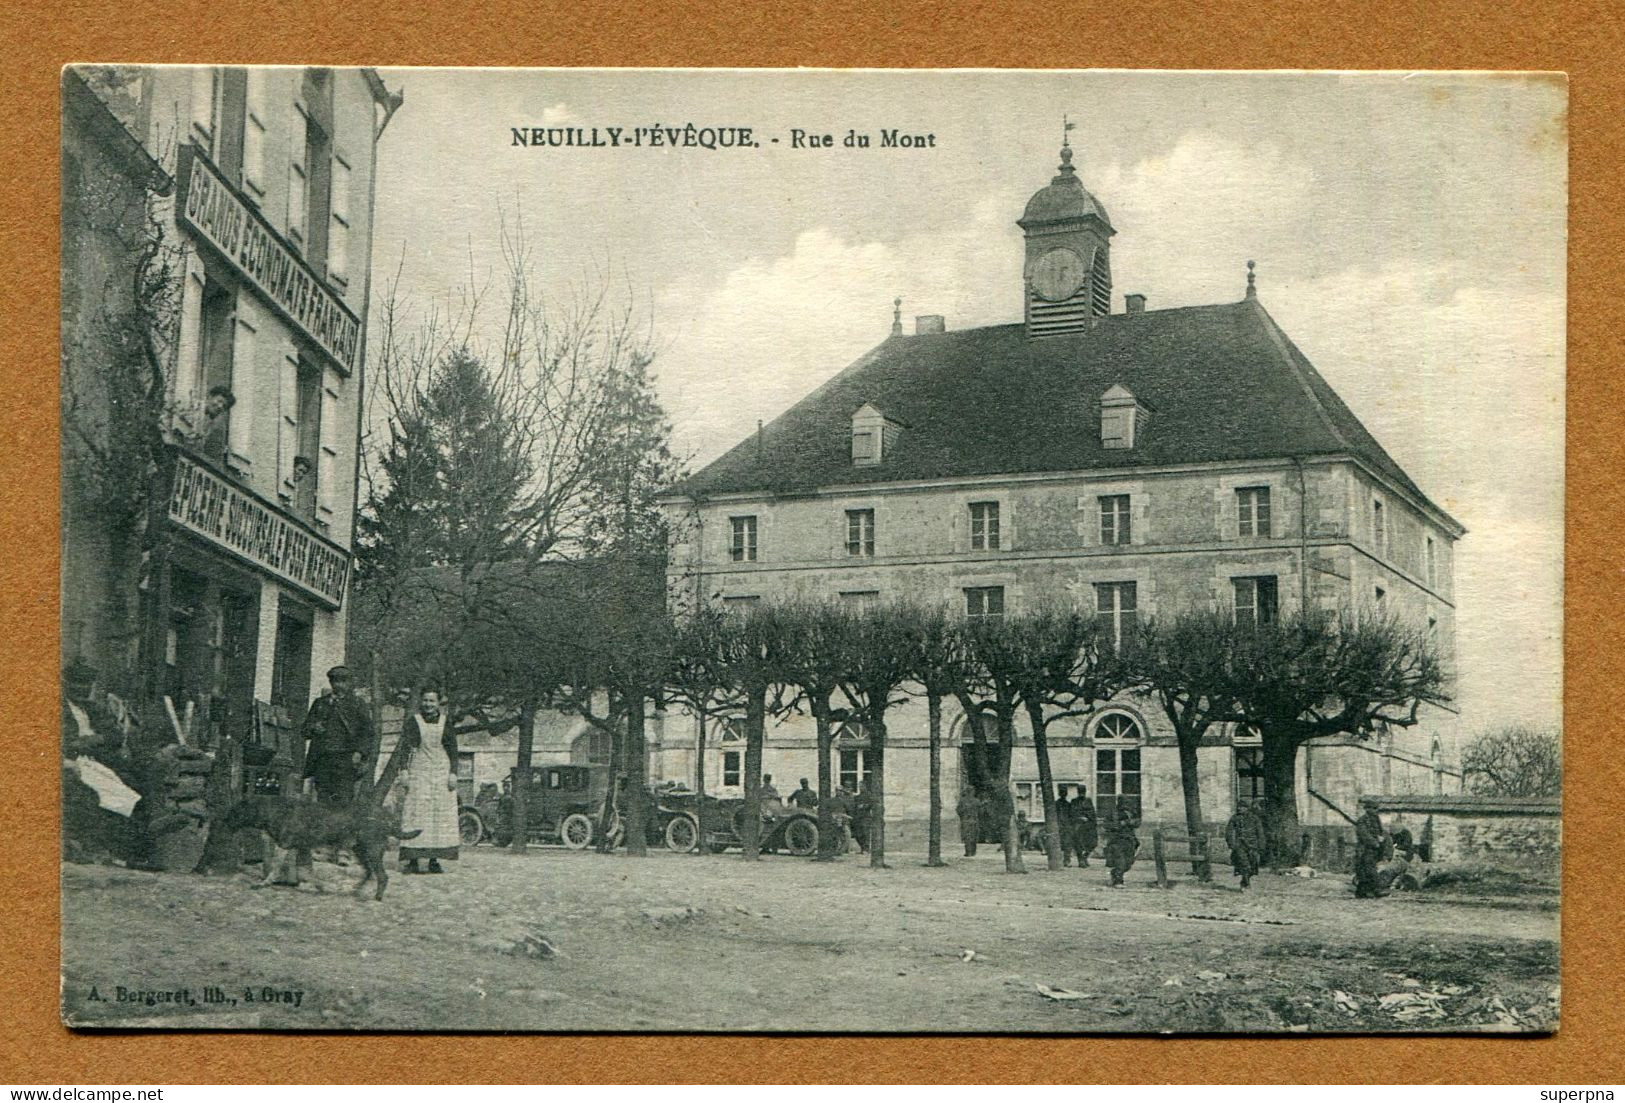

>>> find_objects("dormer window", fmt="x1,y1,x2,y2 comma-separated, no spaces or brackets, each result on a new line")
1100,384,1147,449
851,403,902,467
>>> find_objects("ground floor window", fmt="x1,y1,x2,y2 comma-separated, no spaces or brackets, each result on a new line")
456,752,476,804
721,750,742,788
1093,712,1144,821
1234,745,1265,804
836,746,872,793
269,604,313,715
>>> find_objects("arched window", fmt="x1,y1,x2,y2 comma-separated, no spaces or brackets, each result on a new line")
1091,711,1143,820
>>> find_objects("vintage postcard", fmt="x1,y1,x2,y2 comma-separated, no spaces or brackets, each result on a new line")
59,67,1563,1032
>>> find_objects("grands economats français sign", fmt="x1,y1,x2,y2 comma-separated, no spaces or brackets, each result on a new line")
176,145,361,374
168,454,351,608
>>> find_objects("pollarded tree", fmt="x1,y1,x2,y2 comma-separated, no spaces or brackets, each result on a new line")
837,603,918,870
955,614,1030,873
662,602,742,819
1226,609,1449,865
1007,607,1125,871
771,600,859,861
1127,609,1245,881
899,603,969,868
712,602,798,860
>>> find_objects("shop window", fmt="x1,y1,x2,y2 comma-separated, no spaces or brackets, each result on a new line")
270,608,313,713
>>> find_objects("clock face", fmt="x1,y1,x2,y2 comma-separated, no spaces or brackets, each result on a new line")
1031,247,1087,302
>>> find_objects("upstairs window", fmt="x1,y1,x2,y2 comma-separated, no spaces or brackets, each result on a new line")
1237,486,1272,538
1100,384,1146,449
1372,499,1386,556
969,501,1001,551
964,586,1005,623
1098,494,1131,546
845,508,875,558
1233,576,1279,628
729,516,758,563
1094,581,1138,651
851,429,876,464
1426,535,1438,589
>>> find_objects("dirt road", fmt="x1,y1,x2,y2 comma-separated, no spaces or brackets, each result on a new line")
61,845,1559,1033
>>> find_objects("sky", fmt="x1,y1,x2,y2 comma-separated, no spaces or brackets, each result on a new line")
369,69,1566,735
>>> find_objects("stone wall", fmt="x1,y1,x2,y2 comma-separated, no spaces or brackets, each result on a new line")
1372,794,1561,872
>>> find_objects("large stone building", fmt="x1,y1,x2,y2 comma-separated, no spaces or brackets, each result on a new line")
657,140,1465,849
61,66,399,752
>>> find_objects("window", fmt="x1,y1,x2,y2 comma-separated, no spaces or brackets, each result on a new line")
241,69,267,200
1094,581,1138,651
215,69,248,182
964,585,1005,623
1372,499,1386,556
269,606,313,712
455,753,476,803
287,109,309,246
298,70,334,272
328,155,351,283
969,501,1000,550
1099,494,1131,545
1093,714,1143,822
1233,576,1279,627
1426,536,1437,589
729,516,758,562
293,361,322,518
840,590,880,612
721,750,742,788
1234,746,1265,803
851,429,876,464
845,508,875,557
191,67,219,152
837,746,872,792
1374,585,1386,608
197,279,236,463
1238,486,1272,538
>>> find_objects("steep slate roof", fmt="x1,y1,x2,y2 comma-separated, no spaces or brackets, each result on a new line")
674,298,1458,530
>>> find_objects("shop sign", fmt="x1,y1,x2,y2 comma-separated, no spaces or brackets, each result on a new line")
176,145,361,373
168,454,350,608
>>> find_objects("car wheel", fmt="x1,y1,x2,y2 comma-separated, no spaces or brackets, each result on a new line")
560,813,594,850
783,817,819,857
665,814,699,853
458,810,485,847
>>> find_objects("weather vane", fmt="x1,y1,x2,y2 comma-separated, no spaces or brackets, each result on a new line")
1062,114,1076,148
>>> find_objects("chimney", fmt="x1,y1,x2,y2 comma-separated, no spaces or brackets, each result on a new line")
915,315,945,335
1124,293,1146,315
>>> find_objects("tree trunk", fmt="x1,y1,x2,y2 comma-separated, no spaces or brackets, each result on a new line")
926,690,944,867
365,649,385,795
1176,736,1212,881
596,696,624,853
511,701,535,855
813,694,836,861
868,708,888,869
693,711,707,849
1025,701,1063,871
995,703,1025,873
623,688,647,857
1260,732,1303,868
741,685,765,860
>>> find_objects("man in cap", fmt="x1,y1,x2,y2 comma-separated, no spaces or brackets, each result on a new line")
1353,796,1389,899
1224,799,1267,889
300,665,374,805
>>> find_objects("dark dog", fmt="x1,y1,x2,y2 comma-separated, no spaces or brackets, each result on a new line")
221,797,419,900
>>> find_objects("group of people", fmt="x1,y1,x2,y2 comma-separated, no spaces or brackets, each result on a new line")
761,774,873,854
300,667,461,876
953,783,1144,886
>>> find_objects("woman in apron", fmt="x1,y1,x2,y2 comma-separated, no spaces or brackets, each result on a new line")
399,689,461,874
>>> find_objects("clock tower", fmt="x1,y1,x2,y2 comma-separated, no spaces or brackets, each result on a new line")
1018,137,1115,339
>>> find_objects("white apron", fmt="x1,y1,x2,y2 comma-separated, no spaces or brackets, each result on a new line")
398,715,460,860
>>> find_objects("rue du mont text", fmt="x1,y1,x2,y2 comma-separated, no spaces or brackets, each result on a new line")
510,125,937,151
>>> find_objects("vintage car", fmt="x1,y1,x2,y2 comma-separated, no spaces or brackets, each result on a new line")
454,763,612,849
658,788,820,856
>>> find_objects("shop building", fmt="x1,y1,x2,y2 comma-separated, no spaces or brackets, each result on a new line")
60,66,400,759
